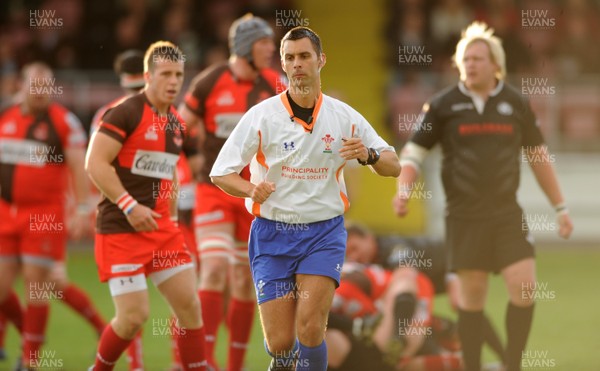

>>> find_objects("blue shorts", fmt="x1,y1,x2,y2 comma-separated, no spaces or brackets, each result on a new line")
248,215,347,304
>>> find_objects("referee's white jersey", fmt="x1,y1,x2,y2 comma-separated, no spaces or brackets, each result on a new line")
210,91,394,224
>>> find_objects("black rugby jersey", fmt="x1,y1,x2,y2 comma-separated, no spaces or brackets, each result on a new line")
409,81,544,219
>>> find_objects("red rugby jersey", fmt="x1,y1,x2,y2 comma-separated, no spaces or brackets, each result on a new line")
184,62,280,183
0,103,86,205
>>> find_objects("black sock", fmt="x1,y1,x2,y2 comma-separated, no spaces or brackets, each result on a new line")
505,303,534,371
482,314,505,362
394,292,416,334
458,309,484,371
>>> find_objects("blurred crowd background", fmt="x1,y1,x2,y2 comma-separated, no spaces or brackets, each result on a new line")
0,0,598,239
1,0,599,144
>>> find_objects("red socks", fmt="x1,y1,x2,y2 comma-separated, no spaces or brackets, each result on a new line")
125,331,144,370
227,299,255,371
0,289,23,333
197,291,255,370
94,325,133,371
176,327,207,370
170,316,183,369
61,284,106,335
198,290,223,367
22,304,49,366
60,285,144,369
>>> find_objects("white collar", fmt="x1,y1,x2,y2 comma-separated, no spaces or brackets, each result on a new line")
458,80,504,114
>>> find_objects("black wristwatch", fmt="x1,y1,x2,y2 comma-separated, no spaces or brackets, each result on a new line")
358,147,380,166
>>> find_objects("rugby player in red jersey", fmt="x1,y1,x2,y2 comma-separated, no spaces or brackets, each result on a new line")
0,62,90,369
89,49,148,371
86,41,206,371
178,14,280,371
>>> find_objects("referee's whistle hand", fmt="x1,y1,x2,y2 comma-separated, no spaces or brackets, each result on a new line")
339,137,366,161
251,181,275,204
126,205,161,232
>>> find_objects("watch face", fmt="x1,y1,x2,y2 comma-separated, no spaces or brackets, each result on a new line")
372,148,380,163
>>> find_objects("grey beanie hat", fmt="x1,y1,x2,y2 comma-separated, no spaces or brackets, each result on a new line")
229,14,274,63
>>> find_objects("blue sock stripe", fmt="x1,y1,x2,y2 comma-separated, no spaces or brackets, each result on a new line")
297,340,327,371
263,338,275,358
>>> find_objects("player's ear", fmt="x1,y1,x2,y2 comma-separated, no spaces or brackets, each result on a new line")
318,53,326,71
280,58,287,73
144,70,151,84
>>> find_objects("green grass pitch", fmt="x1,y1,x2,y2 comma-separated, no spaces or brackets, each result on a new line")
1,246,598,370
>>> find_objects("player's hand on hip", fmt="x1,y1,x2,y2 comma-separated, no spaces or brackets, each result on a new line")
126,204,161,232
392,193,409,217
339,137,368,162
557,212,573,239
251,181,275,204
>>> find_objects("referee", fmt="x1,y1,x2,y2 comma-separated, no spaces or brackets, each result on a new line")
393,22,573,371
211,27,400,370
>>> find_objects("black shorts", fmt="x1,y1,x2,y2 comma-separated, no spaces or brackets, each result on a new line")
446,211,535,273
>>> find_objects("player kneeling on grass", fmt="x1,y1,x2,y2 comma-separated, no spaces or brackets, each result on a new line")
85,41,207,371
326,263,462,371
344,222,506,366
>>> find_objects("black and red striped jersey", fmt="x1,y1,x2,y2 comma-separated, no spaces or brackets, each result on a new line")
96,92,186,234
184,62,280,183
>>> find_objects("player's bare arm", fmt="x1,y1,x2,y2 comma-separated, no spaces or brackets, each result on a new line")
339,137,400,177
178,103,206,145
178,105,206,179
525,145,573,239
393,141,428,217
64,146,91,239
85,131,161,232
170,167,179,223
393,163,419,217
372,151,401,177
211,173,275,204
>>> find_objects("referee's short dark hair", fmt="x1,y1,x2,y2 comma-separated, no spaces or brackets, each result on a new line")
280,26,323,58
144,41,185,73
